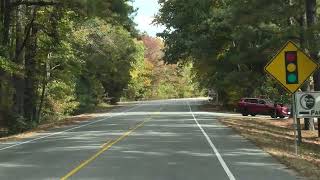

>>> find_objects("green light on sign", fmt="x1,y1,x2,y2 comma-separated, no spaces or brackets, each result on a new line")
287,73,297,83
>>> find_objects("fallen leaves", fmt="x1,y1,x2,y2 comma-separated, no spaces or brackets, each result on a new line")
219,116,320,180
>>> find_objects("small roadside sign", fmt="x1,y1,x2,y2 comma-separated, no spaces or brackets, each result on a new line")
264,41,318,94
295,92,320,118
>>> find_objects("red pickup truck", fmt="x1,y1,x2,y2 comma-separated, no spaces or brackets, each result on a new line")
237,98,289,118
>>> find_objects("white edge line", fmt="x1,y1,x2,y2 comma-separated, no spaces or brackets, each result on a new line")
187,102,236,180
0,104,143,151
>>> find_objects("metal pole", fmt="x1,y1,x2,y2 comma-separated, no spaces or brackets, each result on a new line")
292,93,298,155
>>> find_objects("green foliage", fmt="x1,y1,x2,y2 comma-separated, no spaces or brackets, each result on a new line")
253,77,291,105
64,0,138,36
73,18,141,104
0,56,23,75
7,115,29,135
176,63,203,98
156,0,306,106
0,0,140,133
127,41,152,100
75,76,105,113
125,35,203,101
45,80,79,117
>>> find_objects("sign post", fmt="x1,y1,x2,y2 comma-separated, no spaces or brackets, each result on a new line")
292,93,298,154
264,41,319,155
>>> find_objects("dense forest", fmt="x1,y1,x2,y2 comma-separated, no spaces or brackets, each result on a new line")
156,0,320,131
0,0,201,134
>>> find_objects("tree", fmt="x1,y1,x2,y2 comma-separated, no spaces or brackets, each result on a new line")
156,0,297,106
125,35,202,100
73,18,141,104
0,0,140,133
305,0,319,134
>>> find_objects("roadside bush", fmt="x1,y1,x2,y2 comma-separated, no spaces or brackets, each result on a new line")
7,115,30,134
75,75,105,113
41,80,79,122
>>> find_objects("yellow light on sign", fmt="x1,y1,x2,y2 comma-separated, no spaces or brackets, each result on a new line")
287,63,297,72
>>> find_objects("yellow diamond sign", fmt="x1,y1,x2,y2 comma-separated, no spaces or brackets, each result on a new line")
265,41,318,94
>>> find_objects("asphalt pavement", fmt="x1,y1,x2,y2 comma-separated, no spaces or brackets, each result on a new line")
0,98,301,180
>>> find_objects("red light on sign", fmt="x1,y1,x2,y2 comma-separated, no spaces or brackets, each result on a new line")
286,52,297,62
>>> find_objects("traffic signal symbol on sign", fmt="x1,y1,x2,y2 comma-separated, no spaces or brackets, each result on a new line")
264,41,319,94
285,51,298,84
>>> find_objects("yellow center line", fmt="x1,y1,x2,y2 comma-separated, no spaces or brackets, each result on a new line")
60,108,162,180
102,139,113,148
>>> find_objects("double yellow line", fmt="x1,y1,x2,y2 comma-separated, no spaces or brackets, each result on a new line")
61,109,161,180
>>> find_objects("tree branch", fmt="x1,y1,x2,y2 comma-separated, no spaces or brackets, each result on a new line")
11,0,61,7
15,8,37,60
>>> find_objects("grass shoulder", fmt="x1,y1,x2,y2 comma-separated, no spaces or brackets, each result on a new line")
201,103,320,180
0,103,120,142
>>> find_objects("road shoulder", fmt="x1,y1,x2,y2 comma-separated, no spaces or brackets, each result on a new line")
200,103,320,180
0,104,122,143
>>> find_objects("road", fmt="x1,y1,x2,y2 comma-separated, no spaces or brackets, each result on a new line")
0,98,301,180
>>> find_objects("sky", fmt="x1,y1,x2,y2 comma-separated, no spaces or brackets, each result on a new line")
132,0,165,37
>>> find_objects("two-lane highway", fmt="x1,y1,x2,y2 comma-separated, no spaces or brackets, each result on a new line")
0,98,301,180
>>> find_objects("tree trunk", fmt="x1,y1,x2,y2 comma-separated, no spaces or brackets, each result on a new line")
0,0,3,115
12,5,25,118
37,77,46,123
305,0,317,133
0,0,11,127
24,7,38,124
37,53,51,123
298,5,314,130
318,120,320,137
0,0,4,29
0,1,3,122
2,0,11,45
